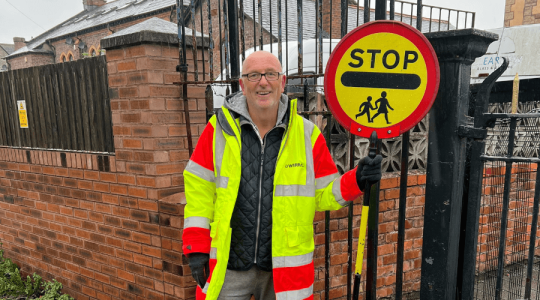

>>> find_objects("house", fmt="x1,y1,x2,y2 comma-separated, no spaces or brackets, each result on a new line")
0,43,14,71
6,0,186,70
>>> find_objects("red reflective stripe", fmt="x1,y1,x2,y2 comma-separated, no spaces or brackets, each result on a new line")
207,258,217,282
340,168,362,201
303,295,314,300
196,285,207,299
190,122,215,172
182,227,211,255
313,134,338,179
273,261,314,293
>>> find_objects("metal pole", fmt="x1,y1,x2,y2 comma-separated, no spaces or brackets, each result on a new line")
495,118,518,300
416,0,422,31
366,136,381,300
342,0,352,297
395,131,410,300
375,0,386,20
524,162,540,299
325,116,332,300
176,0,193,156
227,0,240,93
353,132,378,300
364,0,370,24
348,133,355,300
389,0,395,20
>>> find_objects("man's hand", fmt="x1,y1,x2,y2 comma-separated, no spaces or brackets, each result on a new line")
356,155,383,191
188,253,210,288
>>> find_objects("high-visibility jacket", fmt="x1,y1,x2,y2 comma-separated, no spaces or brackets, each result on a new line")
182,98,362,300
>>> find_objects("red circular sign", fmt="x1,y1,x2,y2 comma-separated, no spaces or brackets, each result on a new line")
324,20,440,139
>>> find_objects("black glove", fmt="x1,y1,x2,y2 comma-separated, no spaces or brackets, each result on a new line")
356,154,383,191
188,253,210,288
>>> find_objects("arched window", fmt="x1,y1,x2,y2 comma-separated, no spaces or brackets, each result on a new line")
60,54,67,63
89,46,98,57
68,52,74,61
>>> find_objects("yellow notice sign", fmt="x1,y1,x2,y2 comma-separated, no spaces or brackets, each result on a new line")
17,100,28,128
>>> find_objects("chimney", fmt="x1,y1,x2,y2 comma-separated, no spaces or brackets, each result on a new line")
13,37,26,51
323,0,342,39
83,0,107,11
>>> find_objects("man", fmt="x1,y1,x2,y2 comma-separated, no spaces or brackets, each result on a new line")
182,51,382,300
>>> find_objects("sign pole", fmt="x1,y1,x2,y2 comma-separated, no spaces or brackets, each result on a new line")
353,131,378,300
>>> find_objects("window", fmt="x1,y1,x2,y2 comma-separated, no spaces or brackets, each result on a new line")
89,46,98,57
60,54,67,62
68,54,74,61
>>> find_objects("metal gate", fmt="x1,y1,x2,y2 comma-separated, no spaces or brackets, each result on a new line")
175,0,475,298
460,61,540,300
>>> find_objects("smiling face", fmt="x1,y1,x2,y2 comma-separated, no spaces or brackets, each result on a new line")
239,51,286,116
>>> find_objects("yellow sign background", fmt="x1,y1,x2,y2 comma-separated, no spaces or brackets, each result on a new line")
334,32,428,128
17,100,28,128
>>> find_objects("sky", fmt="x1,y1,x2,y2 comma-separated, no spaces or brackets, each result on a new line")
0,0,507,45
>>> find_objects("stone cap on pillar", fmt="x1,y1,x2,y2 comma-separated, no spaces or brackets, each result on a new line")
100,17,210,50
424,29,499,64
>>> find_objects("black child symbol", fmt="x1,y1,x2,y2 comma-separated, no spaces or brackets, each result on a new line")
355,96,375,123
371,91,394,124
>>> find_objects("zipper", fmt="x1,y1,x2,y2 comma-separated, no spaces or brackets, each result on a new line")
251,122,287,263
254,133,266,263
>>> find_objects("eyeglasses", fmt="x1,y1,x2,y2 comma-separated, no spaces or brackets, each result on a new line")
241,72,282,82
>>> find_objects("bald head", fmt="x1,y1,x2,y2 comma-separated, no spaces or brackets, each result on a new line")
242,51,283,74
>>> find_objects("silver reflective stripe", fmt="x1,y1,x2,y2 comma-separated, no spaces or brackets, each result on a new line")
303,119,315,190
272,252,313,268
274,185,315,197
276,284,313,300
275,119,317,198
184,216,211,229
210,247,217,259
332,178,347,207
202,281,210,294
215,119,227,188
315,173,339,190
216,176,229,189
186,160,215,183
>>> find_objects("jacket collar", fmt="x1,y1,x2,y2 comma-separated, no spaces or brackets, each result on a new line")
218,92,290,136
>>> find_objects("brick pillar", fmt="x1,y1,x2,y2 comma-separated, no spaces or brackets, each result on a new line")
101,18,210,300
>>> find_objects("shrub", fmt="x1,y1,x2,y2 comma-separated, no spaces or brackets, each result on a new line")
0,246,74,300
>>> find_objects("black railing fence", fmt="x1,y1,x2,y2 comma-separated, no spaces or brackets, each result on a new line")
174,0,486,299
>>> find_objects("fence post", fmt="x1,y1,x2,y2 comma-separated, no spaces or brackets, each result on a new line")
420,29,498,300
227,0,240,93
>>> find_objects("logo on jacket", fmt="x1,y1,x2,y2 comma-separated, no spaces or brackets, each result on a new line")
285,163,304,168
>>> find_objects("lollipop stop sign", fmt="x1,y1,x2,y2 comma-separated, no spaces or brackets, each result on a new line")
324,20,440,139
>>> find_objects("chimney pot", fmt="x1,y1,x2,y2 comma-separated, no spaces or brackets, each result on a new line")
83,0,107,11
13,37,26,51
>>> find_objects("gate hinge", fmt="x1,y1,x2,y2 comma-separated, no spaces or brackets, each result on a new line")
458,125,487,139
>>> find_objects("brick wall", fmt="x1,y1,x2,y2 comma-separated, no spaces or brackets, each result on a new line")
505,0,540,27
0,38,208,300
8,53,55,70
